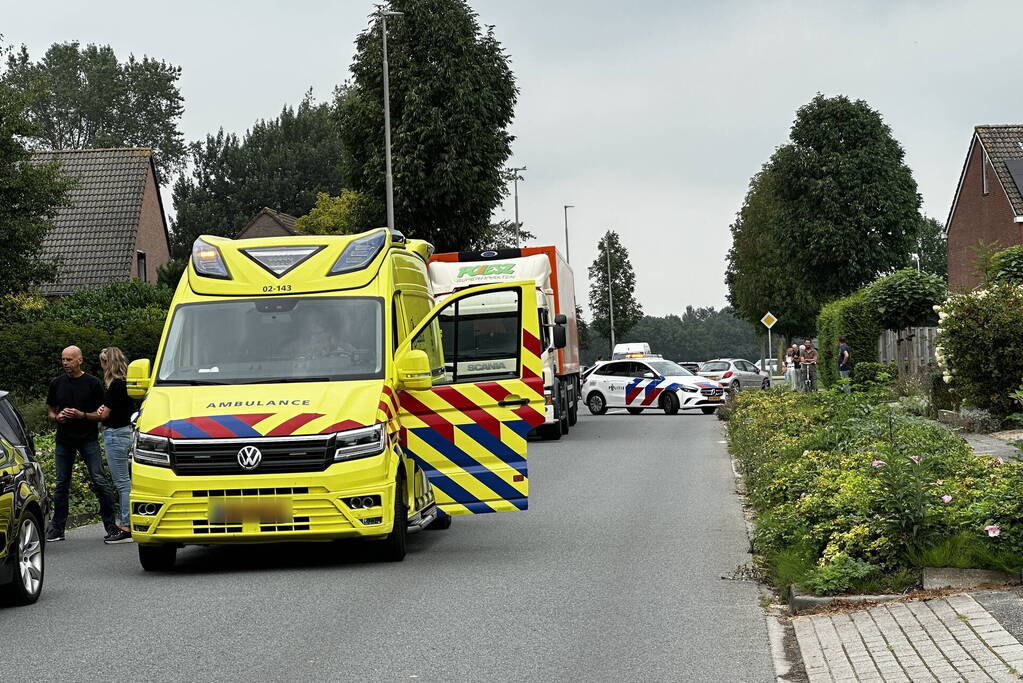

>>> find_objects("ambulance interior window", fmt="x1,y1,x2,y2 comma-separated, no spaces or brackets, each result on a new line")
432,288,522,384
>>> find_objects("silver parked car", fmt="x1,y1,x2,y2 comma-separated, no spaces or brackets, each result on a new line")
697,358,769,392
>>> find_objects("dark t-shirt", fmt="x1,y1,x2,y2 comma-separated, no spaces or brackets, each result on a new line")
102,378,134,429
47,373,104,443
838,344,852,371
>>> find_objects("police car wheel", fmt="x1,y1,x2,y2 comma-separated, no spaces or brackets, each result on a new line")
587,392,607,415
626,407,644,415
660,393,680,415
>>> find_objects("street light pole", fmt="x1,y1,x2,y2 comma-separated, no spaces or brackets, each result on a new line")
606,233,615,349
378,6,403,231
507,166,526,248
563,205,574,263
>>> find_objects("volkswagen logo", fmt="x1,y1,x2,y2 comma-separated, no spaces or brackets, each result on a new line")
237,445,262,470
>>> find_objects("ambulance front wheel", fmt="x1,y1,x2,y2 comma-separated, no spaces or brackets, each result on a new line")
427,514,452,530
587,392,607,415
138,544,176,572
380,472,407,562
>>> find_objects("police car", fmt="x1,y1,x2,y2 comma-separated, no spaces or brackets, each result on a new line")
582,357,726,415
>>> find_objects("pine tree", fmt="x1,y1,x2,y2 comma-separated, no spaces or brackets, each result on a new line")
587,231,643,346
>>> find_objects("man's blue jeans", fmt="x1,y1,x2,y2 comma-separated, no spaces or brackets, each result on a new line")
51,438,118,534
103,426,133,527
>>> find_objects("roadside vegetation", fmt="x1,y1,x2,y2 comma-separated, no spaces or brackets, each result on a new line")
728,383,1023,597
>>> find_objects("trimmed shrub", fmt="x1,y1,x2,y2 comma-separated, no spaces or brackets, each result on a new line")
937,284,1023,416
816,290,882,388
32,280,172,333
863,268,945,333
985,245,1023,286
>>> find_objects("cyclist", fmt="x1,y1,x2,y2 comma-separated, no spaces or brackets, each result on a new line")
800,339,818,392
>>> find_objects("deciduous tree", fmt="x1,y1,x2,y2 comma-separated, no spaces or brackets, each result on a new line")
587,231,642,347
2,42,186,177
0,83,70,295
336,0,517,251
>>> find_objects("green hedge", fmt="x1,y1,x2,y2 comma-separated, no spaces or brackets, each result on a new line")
729,389,1023,595
985,245,1023,286
0,281,169,398
816,290,881,388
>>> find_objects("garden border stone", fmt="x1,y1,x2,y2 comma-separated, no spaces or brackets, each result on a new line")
788,585,904,614
922,567,1021,590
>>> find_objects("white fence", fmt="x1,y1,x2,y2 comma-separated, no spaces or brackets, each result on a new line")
878,327,939,375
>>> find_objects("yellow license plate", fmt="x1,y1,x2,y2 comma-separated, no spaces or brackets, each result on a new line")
707,396,722,402
209,499,293,524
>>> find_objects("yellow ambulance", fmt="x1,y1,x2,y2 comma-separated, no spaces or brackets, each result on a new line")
125,228,547,570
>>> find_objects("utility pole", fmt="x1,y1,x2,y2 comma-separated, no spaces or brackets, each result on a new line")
606,232,615,349
563,205,574,263
378,5,403,231
507,166,526,247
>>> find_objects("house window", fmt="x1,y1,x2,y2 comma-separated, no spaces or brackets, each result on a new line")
137,251,148,283
982,151,989,196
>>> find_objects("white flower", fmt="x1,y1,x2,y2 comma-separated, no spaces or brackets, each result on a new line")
943,374,952,384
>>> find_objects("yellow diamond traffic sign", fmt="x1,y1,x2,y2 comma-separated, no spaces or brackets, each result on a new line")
761,312,777,329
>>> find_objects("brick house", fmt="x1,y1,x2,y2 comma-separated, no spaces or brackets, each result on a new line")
236,207,299,239
31,147,171,295
945,125,1023,290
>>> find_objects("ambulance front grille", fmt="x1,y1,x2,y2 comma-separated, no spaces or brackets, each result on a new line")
170,436,333,476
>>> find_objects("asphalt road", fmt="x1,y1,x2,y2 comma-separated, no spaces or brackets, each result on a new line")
1,408,774,682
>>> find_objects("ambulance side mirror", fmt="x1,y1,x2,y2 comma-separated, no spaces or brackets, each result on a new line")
397,350,433,391
126,359,152,399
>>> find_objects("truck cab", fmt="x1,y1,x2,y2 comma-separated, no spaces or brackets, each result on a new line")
126,228,545,570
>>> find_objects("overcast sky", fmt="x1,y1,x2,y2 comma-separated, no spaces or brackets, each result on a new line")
6,1,1023,317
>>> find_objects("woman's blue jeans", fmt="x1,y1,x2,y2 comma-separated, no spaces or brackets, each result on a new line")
103,426,133,527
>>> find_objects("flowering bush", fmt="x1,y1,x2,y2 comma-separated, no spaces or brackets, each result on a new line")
936,283,1023,417
729,388,1023,595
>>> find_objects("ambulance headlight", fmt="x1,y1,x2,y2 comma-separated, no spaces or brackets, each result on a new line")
133,432,171,467
328,230,387,276
332,423,386,461
191,238,231,279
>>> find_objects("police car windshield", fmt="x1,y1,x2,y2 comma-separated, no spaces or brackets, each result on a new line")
646,360,693,377
156,297,383,385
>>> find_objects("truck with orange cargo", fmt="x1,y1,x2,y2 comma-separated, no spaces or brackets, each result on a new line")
428,246,580,440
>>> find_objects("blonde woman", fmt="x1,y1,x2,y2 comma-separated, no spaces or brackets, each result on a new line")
96,347,134,544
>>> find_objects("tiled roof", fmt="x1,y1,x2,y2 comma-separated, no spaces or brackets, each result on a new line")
975,125,1023,215
30,148,154,295
237,207,299,237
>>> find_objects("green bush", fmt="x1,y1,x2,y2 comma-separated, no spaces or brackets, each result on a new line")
936,284,1023,416
0,321,111,395
863,268,945,333
33,280,172,333
852,362,896,389
984,245,1023,286
816,290,881,389
728,389,1023,595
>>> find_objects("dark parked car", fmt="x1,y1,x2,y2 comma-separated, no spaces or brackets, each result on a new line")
0,391,48,606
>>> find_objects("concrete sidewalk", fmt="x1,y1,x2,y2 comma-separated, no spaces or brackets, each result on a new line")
791,592,1023,682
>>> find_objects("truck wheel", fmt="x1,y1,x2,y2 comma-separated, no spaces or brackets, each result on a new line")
660,393,680,415
587,392,607,415
568,397,579,426
427,513,451,531
560,395,570,435
138,544,176,572
626,407,644,415
538,422,562,440
380,472,408,562
0,512,44,606
701,407,717,415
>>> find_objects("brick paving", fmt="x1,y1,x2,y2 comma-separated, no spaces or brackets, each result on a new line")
792,594,1023,682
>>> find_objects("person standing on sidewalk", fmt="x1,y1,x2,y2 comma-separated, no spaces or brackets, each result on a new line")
786,344,800,389
837,337,852,392
97,347,134,544
45,345,119,542
800,339,819,392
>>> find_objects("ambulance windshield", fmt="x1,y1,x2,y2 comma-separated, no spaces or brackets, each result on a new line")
156,297,383,385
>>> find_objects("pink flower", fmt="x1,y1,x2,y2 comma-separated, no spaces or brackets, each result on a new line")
985,525,1001,537
933,480,944,486
871,460,885,468
909,456,921,464
941,495,952,504
997,457,1006,465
